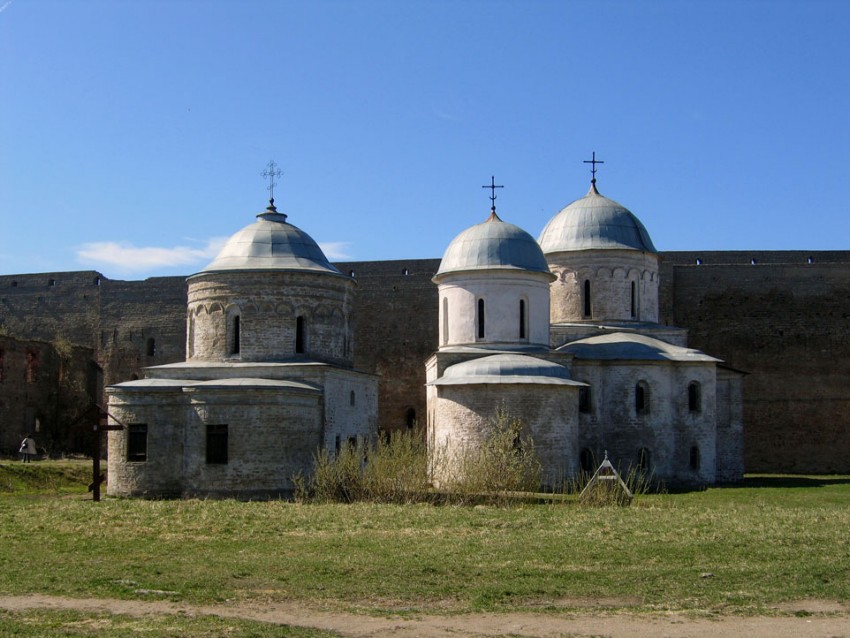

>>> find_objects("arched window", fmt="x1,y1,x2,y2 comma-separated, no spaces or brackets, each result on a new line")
635,381,650,414
579,448,594,473
350,390,356,406
637,447,651,473
146,337,156,357
519,299,526,339
442,297,449,345
630,281,637,318
688,381,701,413
690,445,701,471
477,299,485,339
406,407,416,429
583,279,591,318
230,315,241,355
295,316,305,353
578,386,591,413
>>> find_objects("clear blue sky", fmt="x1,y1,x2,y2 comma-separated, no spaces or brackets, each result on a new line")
1,0,848,279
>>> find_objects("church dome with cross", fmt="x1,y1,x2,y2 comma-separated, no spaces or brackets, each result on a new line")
538,180,657,255
196,201,344,276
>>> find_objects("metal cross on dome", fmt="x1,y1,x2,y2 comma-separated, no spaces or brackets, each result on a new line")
583,152,605,184
261,160,283,204
482,175,504,213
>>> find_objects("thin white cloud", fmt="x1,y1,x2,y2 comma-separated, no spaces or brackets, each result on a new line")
319,242,351,260
0,1,13,14
76,237,227,274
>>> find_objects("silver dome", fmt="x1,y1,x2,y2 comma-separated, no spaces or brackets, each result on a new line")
557,332,719,362
436,211,552,277
198,204,342,275
538,182,657,254
431,353,583,386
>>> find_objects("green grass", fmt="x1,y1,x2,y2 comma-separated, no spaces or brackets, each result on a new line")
0,461,848,617
0,609,339,637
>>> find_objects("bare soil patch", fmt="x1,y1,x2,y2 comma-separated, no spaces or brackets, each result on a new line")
2,594,850,637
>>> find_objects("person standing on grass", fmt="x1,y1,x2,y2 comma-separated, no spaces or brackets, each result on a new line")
19,434,36,463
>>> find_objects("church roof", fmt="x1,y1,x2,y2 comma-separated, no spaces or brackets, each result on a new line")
538,182,657,254
435,211,553,278
195,202,343,276
430,353,585,386
557,332,719,362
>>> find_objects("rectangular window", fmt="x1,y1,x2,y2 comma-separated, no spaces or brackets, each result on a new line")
206,424,228,464
127,424,148,462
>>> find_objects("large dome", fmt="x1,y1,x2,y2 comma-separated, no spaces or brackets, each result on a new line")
196,203,343,276
538,182,656,254
436,211,552,278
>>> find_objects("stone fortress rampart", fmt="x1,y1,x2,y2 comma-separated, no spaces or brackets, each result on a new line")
2,250,849,473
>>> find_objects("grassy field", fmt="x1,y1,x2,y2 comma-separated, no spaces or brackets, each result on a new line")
0,460,848,625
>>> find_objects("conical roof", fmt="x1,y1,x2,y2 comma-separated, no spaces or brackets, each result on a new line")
436,210,552,278
196,202,342,276
538,182,656,254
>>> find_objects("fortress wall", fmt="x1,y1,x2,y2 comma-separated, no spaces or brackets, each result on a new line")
3,251,850,471
334,259,440,435
661,258,850,473
0,271,104,348
89,277,188,387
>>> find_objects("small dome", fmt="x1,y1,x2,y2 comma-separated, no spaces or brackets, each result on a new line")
557,332,720,362
197,203,342,275
431,353,582,386
538,182,656,254
436,211,552,278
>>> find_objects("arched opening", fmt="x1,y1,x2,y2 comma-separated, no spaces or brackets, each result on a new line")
690,445,701,471
350,390,356,406
405,407,416,429
630,281,637,318
295,316,305,353
688,381,701,413
583,279,591,318
441,297,449,345
578,386,591,413
230,315,241,355
477,298,485,339
635,381,650,414
146,337,156,357
519,299,526,339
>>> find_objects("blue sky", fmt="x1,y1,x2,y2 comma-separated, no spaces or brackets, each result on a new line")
1,0,849,279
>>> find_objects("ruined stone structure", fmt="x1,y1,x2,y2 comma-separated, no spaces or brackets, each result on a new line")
2,200,850,475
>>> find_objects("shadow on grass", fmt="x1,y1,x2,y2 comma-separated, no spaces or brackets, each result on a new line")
740,474,850,489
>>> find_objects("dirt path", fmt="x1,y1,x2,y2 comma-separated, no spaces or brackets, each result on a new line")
2,594,850,637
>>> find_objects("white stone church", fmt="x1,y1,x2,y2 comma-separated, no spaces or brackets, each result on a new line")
427,178,743,487
106,174,743,498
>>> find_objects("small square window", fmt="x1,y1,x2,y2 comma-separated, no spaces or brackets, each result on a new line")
206,424,228,464
127,424,148,462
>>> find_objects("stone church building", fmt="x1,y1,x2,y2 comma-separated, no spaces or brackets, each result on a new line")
427,179,742,487
4,166,848,487
105,199,378,498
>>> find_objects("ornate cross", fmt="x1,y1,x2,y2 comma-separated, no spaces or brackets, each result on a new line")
583,152,604,184
261,160,283,203
482,175,504,213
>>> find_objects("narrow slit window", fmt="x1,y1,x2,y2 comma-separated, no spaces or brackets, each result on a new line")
231,316,241,355
690,445,701,471
579,386,591,413
688,381,701,413
630,281,637,318
635,381,649,414
519,299,526,339
583,280,591,317
295,316,305,353
477,299,485,339
146,337,156,357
